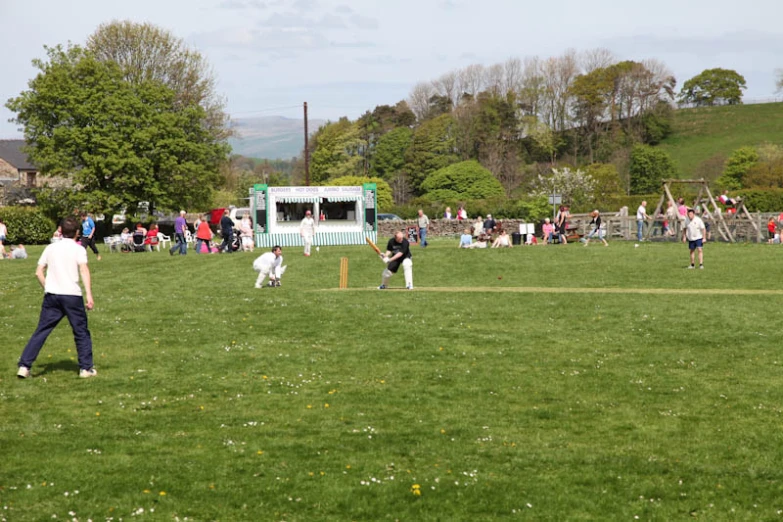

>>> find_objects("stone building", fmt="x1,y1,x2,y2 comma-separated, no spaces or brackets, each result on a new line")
0,139,40,205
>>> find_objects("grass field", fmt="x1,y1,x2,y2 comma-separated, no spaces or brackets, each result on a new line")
660,102,783,177
2,238,783,521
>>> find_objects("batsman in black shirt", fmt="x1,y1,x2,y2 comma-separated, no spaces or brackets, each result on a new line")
379,231,413,290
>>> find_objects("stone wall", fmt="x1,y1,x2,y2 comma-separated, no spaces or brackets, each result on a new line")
378,219,535,238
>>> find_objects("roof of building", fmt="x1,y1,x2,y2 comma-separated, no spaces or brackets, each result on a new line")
0,139,37,171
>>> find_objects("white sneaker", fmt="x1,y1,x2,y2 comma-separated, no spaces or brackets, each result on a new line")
378,285,386,290
79,368,97,379
406,284,414,290
17,366,30,379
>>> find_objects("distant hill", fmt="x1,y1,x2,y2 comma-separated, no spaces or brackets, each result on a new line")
228,116,325,160
659,102,783,177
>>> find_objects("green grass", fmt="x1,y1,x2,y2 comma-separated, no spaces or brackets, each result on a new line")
2,239,783,520
660,102,783,176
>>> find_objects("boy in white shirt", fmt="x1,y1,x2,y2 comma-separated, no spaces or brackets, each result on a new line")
17,217,97,379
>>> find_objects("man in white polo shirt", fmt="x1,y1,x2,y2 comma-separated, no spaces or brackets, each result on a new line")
17,216,97,379
683,207,706,270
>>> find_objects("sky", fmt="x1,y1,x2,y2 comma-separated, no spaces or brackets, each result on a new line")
1,0,782,138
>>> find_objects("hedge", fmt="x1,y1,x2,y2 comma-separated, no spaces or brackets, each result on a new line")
0,207,56,245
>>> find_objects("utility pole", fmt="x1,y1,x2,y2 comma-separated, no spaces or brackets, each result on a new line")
304,101,309,186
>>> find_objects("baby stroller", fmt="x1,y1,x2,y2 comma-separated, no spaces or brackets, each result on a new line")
122,230,148,253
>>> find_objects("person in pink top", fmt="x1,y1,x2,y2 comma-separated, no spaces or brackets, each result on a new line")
542,218,555,244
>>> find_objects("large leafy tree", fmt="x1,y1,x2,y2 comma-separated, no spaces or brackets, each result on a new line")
6,44,228,212
678,68,747,107
628,144,676,195
404,113,459,194
371,127,412,180
87,20,230,141
419,160,505,201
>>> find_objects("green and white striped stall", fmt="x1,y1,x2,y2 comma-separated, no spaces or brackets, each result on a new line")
249,184,378,249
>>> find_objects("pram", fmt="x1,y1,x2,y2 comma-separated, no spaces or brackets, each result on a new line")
122,231,149,253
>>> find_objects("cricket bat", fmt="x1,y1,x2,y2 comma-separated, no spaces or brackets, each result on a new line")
365,236,382,256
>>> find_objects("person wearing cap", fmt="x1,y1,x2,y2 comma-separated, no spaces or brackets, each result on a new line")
299,209,317,256
683,207,706,269
170,210,188,255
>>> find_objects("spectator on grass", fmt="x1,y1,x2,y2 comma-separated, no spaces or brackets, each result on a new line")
555,206,569,245
170,210,188,256
417,209,430,247
10,244,27,259
636,201,649,242
196,215,213,254
458,229,473,248
120,227,132,245
220,209,234,254
444,207,453,220
542,218,555,244
472,217,484,238
584,210,608,247
677,198,688,220
492,229,512,248
145,223,159,248
525,233,538,245
80,212,101,260
240,214,254,252
664,200,677,237
0,218,7,257
52,226,63,242
768,217,777,242
483,214,496,235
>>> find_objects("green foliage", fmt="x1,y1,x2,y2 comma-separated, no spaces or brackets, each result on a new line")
734,188,783,212
679,68,747,107
640,102,674,145
323,175,393,211
585,163,624,200
629,144,676,195
716,146,759,190
419,160,505,202
371,127,412,180
0,206,56,244
6,44,228,214
742,159,783,189
405,114,459,193
32,185,81,223
308,119,364,184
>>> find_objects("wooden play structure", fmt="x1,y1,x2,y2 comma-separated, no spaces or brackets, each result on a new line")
647,179,759,243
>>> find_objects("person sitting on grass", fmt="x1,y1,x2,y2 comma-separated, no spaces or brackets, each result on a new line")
468,233,489,249
458,229,473,248
525,233,538,245
542,218,555,244
10,244,27,259
491,229,512,248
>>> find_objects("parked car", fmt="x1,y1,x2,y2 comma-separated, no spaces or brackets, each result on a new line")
377,213,403,221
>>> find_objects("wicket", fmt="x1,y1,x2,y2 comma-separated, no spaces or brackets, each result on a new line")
339,257,349,289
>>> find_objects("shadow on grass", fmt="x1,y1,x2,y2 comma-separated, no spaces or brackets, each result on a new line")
34,359,81,377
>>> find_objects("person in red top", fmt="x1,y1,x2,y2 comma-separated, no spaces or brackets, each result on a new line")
768,217,777,240
196,215,213,254
145,224,159,248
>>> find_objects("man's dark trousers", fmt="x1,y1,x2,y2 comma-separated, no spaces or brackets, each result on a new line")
19,293,93,370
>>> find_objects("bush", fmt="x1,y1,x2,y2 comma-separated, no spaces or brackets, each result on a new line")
420,160,505,201
629,144,676,195
735,189,783,212
0,206,56,244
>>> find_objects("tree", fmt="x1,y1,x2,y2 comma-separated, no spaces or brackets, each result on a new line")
404,114,459,194
323,175,392,211
743,159,783,189
628,144,676,194
678,68,747,107
6,44,228,213
532,167,596,208
308,119,362,184
371,127,412,180
419,160,505,201
584,163,623,201
87,20,230,141
716,146,759,189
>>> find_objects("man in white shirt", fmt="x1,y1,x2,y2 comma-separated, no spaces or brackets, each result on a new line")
17,217,97,379
636,201,649,241
299,210,317,256
417,209,430,247
253,246,286,288
683,208,706,269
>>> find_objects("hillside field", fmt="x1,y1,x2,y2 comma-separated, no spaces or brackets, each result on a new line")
660,102,783,177
2,239,783,520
